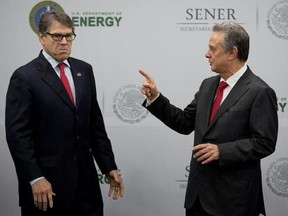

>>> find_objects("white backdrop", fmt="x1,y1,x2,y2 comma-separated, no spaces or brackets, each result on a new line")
0,0,287,216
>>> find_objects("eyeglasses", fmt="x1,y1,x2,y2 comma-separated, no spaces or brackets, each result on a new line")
46,32,76,41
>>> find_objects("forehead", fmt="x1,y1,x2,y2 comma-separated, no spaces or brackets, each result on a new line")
48,20,73,33
208,31,224,47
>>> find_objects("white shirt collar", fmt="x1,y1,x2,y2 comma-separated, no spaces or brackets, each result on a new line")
220,63,247,88
42,50,70,69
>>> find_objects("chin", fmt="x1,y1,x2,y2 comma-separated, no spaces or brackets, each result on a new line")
211,68,219,74
210,67,216,72
58,54,69,61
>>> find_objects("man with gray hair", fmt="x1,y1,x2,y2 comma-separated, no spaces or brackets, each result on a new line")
139,21,278,216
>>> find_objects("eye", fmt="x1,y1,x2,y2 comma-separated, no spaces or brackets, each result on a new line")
65,33,73,39
53,34,63,40
210,47,216,53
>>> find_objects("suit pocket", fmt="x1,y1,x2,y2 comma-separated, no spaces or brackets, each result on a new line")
39,157,57,167
228,107,249,117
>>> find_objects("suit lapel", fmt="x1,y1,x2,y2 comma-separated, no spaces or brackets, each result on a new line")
37,54,75,110
68,59,84,108
208,69,253,127
196,76,220,133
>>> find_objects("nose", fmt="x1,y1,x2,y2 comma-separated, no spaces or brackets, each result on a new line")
205,50,211,58
60,36,68,44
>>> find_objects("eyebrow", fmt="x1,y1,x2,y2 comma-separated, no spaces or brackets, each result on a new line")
49,32,74,35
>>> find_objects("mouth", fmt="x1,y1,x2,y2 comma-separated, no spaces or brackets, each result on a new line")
58,49,69,54
59,48,68,52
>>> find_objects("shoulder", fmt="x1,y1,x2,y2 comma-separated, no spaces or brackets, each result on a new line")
10,57,41,82
14,57,39,72
200,75,220,88
68,57,92,69
238,67,273,89
67,57,96,84
242,69,277,101
246,69,274,90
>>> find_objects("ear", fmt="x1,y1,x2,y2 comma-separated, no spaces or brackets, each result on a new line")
38,33,45,46
227,46,238,60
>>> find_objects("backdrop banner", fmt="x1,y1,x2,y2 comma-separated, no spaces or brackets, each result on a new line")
0,0,287,216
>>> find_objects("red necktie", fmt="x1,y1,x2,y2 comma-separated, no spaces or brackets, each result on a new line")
209,81,228,122
58,63,74,104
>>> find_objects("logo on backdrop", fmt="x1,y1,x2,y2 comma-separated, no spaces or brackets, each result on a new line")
267,0,288,40
113,84,149,124
29,1,64,34
29,2,122,34
177,7,237,32
71,11,122,27
278,96,287,113
175,165,189,189
266,157,288,197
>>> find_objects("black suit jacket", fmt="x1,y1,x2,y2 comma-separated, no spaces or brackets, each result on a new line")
145,67,278,216
5,52,117,209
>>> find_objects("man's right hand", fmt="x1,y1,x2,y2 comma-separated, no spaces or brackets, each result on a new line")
139,69,160,101
31,177,56,211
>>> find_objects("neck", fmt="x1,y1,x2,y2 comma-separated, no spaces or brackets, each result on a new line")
220,61,245,80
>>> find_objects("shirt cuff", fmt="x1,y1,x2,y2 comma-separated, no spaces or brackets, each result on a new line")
30,176,44,185
145,93,160,107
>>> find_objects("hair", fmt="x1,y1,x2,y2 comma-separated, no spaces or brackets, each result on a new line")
38,11,75,34
212,21,249,62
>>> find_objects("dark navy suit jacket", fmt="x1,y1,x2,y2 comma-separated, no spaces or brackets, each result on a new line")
6,52,117,209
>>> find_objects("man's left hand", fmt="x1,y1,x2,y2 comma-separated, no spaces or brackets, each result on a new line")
192,143,219,164
106,170,124,200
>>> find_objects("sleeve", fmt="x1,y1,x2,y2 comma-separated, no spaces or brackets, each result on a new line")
5,71,44,183
144,92,198,135
218,87,278,166
88,66,118,174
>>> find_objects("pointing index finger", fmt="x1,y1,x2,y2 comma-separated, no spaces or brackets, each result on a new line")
139,69,152,82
